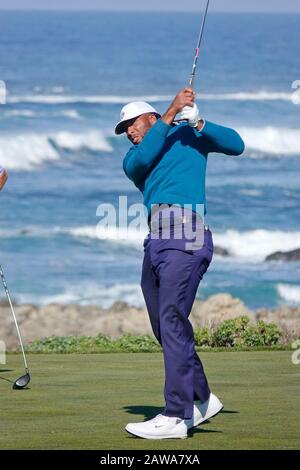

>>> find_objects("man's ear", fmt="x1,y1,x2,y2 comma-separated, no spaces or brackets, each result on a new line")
149,114,158,127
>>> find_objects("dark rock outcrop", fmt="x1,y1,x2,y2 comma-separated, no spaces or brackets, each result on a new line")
266,248,300,262
214,245,230,257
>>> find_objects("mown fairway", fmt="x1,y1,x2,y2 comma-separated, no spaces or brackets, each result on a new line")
0,351,299,450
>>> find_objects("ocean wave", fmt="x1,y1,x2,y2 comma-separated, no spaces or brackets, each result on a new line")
66,225,147,248
0,130,112,170
3,110,37,117
7,94,172,105
2,109,81,119
33,86,66,94
90,226,300,263
0,134,60,170
0,226,65,238
60,109,81,119
213,229,300,261
239,189,263,197
277,284,300,304
17,281,144,308
51,130,112,152
0,225,147,248
2,225,299,263
237,127,300,155
7,90,294,105
203,91,293,101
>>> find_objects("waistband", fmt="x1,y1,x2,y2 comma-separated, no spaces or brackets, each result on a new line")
148,204,209,231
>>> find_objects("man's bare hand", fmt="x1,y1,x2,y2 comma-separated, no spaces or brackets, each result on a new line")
169,88,195,114
162,88,196,126
0,168,8,190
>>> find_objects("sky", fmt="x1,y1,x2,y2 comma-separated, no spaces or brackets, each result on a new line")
0,0,299,13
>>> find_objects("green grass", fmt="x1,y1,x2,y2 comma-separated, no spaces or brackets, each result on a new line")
0,351,299,450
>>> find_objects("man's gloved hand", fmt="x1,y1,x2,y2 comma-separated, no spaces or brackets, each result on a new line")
178,103,200,127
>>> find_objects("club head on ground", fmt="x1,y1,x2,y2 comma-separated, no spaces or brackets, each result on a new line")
12,372,30,390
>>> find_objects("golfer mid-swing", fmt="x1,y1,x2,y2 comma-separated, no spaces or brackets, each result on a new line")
115,88,245,439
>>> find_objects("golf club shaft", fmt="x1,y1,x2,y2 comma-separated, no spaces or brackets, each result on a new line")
189,0,210,89
0,264,29,372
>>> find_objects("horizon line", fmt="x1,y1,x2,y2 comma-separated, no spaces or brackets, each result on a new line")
0,9,299,14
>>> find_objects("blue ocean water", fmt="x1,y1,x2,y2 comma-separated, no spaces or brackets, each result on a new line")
0,11,299,309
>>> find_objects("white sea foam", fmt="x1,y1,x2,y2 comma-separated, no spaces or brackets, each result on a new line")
32,86,66,94
277,284,300,304
67,225,147,248
7,90,294,105
2,109,81,119
0,130,112,170
64,226,300,262
7,94,172,104
1,226,300,264
213,229,300,261
237,127,300,155
0,134,60,170
60,109,81,119
17,282,144,307
52,130,113,152
202,91,293,102
239,189,263,197
0,225,147,248
4,109,37,117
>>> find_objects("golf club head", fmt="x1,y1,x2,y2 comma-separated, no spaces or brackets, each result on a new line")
12,372,30,390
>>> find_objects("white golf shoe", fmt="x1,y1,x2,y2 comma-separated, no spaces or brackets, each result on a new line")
186,393,223,430
125,413,188,439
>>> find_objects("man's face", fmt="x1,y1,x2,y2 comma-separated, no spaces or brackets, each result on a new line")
125,113,157,145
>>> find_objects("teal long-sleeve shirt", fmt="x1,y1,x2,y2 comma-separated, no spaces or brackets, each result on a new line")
123,119,245,216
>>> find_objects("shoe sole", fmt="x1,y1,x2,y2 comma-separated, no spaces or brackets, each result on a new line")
125,427,187,440
189,404,224,430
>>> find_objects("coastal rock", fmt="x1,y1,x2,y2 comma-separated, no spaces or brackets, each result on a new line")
255,306,300,339
214,245,230,257
1,294,299,349
265,248,300,262
190,293,252,328
0,301,151,348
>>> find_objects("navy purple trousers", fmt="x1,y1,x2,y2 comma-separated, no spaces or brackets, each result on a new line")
141,207,213,419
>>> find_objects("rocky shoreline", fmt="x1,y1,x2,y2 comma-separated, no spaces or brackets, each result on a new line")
1,293,299,349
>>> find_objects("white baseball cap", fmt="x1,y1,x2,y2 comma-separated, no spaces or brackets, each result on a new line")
115,101,160,135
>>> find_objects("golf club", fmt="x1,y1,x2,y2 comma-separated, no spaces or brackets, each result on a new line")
0,264,30,389
175,0,210,124
189,0,210,89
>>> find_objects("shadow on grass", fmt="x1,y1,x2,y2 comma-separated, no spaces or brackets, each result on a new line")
190,428,222,436
220,409,239,414
0,368,15,385
124,405,238,422
0,369,14,384
126,426,222,440
124,405,162,420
